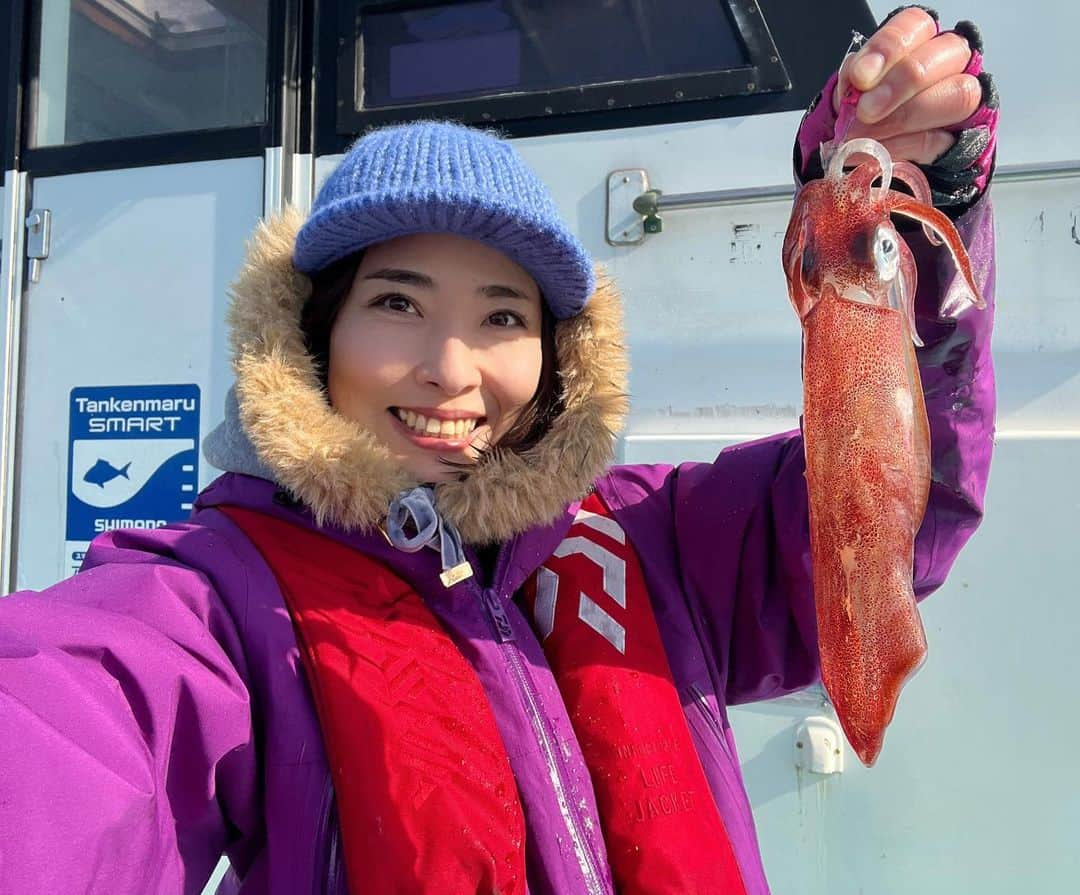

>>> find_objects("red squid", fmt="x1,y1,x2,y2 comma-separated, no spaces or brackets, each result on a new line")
783,138,984,766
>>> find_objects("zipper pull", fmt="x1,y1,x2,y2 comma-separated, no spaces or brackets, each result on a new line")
481,588,516,643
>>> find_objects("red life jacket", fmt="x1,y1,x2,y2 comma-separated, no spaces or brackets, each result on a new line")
522,493,747,895
224,498,747,894
222,506,528,895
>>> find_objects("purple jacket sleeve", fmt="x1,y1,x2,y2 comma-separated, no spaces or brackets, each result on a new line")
668,186,996,707
603,179,996,710
0,523,258,894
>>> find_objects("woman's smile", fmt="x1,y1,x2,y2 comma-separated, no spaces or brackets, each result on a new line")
387,407,488,452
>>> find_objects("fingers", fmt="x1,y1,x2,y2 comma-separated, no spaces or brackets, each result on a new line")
878,131,956,165
848,73,982,142
856,32,972,123
833,134,953,170
836,7,939,105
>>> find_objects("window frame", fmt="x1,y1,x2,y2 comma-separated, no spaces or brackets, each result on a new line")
315,0,878,154
16,0,292,177
3,2,26,171
333,0,790,133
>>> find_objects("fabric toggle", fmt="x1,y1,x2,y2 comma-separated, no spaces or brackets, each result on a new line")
386,486,474,587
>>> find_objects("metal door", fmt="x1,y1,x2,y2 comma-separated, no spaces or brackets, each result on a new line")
5,0,281,590
13,159,264,589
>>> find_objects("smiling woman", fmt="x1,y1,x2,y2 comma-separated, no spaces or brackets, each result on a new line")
0,10,1000,888
327,233,544,482
303,232,563,481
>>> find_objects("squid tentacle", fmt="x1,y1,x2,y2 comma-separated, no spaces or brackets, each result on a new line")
890,161,942,247
889,195,985,310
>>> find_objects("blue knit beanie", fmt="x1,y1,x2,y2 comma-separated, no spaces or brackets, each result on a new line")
293,121,595,319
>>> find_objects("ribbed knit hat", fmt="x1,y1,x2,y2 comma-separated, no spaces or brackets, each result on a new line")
293,121,595,319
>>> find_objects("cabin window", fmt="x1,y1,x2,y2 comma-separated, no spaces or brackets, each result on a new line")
336,0,789,131
28,0,270,147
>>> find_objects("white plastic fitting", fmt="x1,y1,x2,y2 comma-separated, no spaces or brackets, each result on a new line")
794,715,845,774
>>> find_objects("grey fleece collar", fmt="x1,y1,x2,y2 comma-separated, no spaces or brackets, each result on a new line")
202,386,276,483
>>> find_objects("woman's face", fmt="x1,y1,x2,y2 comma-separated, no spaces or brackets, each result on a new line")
328,233,545,483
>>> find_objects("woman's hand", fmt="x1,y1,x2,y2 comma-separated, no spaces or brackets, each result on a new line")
834,6,982,164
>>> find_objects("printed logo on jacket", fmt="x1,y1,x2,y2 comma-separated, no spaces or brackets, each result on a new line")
522,493,748,894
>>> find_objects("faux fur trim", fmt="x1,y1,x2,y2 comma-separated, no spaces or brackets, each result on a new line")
228,209,629,544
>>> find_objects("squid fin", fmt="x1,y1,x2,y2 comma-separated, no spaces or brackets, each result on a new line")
782,191,816,319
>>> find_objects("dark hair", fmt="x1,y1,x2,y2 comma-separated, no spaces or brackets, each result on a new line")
300,250,563,460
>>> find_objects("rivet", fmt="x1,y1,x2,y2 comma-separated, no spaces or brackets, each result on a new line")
796,741,804,749
747,82,756,91
675,89,684,99
481,112,492,120
622,175,630,183
607,97,616,107
544,106,553,114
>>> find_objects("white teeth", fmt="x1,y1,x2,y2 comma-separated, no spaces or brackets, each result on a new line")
395,409,478,439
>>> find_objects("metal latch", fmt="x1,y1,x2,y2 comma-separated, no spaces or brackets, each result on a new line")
606,170,650,246
25,209,52,283
605,168,797,246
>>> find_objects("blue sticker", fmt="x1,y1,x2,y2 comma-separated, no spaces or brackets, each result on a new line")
67,384,200,540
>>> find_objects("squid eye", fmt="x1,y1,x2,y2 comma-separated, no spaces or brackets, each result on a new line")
872,224,900,281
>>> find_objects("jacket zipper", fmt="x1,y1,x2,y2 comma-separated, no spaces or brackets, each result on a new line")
481,586,607,895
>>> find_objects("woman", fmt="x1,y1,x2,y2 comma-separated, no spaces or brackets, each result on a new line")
0,7,997,894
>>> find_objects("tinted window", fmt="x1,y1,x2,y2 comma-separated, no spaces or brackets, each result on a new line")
30,0,268,147
360,0,748,109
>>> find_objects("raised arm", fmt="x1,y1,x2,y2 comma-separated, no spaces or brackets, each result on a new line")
0,524,258,893
604,7,998,707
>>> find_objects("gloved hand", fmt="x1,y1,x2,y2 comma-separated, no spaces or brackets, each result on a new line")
797,5,999,214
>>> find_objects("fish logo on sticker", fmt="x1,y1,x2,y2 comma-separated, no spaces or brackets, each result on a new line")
83,458,132,488
71,439,193,510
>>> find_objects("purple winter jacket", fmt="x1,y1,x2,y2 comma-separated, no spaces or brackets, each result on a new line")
0,144,996,893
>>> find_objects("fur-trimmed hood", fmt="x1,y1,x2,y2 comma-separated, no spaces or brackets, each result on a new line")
203,208,629,545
